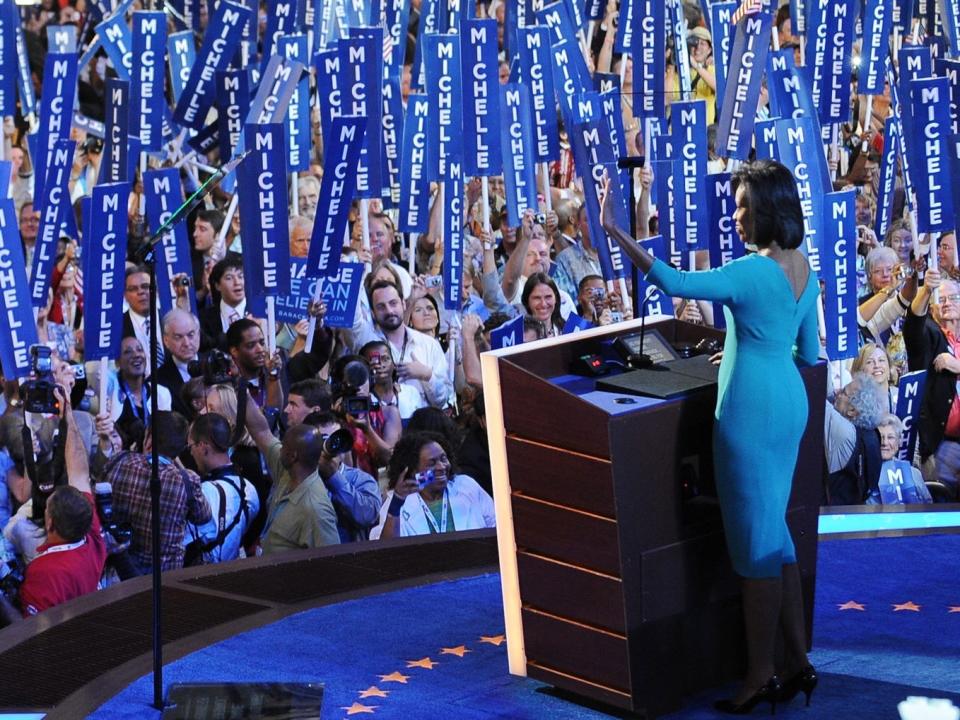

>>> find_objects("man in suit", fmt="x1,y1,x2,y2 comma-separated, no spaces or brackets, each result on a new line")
156,308,201,418
122,265,163,374
199,256,246,352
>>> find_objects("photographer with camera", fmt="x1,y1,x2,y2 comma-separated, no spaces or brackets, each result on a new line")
183,413,259,564
330,356,401,477
371,431,495,540
303,411,381,542
242,388,340,553
101,411,211,572
1,386,106,622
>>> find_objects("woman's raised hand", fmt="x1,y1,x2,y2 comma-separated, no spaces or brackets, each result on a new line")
599,171,619,236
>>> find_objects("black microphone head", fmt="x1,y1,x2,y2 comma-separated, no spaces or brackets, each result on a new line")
343,360,370,390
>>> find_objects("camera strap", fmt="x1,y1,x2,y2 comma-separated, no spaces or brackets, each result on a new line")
198,469,250,555
118,377,150,423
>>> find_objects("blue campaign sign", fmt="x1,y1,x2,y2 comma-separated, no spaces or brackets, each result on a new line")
599,89,629,202
570,119,629,281
821,190,858,361
671,100,709,249
0,198,39,379
275,258,312,324
320,262,365,328
632,0,666,119
462,19,502,177
413,0,441,91
895,369,926,461
709,1,737,111
878,459,924,504
83,182,130,361
767,50,821,126
34,53,78,206
46,24,77,53
216,69,250,165
398,96,432,233
237,124,290,298
636,235,674,317
613,0,634,53
887,61,919,208
278,35,311,172
314,47,345,147
654,159,690,270
941,0,960,57
776,116,828,276
340,30,384,199
861,0,893,94
167,30,196,104
491,314,524,349
0,0,13,116
815,0,857,124
706,172,744,330
425,33,464,180
792,0,807,33
549,39,592,127
130,11,166,152
99,78,129,185
6,0,36,118
936,58,960,136
144,168,196,317
30,139,74,309
875,117,899,239
893,0,915,33
908,76,955,233
247,54,306,125
442,160,464,311
518,27,560,163
173,0,251,130
499,84,539,227
96,9,133,80
754,118,779,160
0,161,8,197
307,116,366,279
261,0,302,71
898,43,932,161
381,75,404,209
716,10,772,159
563,313,593,333
538,0,579,47
383,0,412,71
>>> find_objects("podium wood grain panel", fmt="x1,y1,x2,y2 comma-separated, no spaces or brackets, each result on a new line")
506,437,616,518
516,552,625,633
511,495,622,577
521,609,631,691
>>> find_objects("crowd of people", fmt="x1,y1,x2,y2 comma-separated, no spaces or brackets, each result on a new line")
0,0,953,626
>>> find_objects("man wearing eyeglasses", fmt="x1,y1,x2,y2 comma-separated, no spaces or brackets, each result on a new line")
18,200,39,278
904,267,960,499
156,308,202,418
121,265,164,375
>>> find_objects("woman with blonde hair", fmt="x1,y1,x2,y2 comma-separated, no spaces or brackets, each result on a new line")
851,343,898,412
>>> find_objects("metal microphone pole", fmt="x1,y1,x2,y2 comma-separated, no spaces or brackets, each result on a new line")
617,156,646,319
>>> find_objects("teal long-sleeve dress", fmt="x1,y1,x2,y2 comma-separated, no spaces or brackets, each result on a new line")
647,254,820,578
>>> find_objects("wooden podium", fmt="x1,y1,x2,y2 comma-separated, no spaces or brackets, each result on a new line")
481,317,825,718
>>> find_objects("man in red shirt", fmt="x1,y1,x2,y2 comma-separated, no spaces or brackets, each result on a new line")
3,386,106,619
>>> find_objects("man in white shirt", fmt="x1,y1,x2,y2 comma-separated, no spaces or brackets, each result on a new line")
346,281,451,412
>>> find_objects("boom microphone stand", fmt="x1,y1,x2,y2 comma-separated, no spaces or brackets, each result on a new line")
617,155,646,319
133,150,248,710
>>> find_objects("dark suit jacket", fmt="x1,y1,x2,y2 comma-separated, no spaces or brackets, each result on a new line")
155,356,191,419
198,304,227,352
122,311,136,340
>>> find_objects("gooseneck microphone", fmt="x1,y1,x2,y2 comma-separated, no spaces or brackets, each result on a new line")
634,285,661,369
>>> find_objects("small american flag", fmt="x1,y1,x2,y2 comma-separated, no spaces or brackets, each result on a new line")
730,0,764,25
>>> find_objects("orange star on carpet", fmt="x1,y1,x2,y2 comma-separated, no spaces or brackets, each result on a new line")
837,601,866,611
479,634,506,646
377,671,410,684
358,686,389,699
341,701,377,715
406,657,438,669
948,606,960,614
892,601,922,612
441,645,471,657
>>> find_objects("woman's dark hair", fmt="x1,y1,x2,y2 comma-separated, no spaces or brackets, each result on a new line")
386,431,456,489
731,159,804,250
406,407,461,450
408,293,441,337
180,377,207,421
149,411,190,459
520,272,563,330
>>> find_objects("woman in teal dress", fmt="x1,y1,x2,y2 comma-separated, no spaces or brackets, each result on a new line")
601,160,820,714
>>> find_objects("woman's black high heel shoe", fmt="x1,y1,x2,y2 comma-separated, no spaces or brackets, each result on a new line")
714,676,782,715
779,666,818,706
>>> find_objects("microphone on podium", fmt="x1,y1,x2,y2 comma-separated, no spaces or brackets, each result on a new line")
633,285,662,369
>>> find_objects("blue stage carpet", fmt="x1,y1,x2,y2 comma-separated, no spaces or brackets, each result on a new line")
88,534,960,719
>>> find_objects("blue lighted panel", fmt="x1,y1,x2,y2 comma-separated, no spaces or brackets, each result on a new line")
546,373,664,415
819,511,960,535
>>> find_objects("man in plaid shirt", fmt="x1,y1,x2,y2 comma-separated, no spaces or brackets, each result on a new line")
103,412,211,572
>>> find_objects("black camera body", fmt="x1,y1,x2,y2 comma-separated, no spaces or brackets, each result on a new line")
22,345,60,415
94,482,134,546
188,349,234,386
0,557,24,602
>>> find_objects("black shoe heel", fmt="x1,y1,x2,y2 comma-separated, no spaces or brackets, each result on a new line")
714,676,782,715
779,666,818,707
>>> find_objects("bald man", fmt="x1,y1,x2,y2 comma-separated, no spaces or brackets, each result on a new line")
244,390,340,553
157,308,202,418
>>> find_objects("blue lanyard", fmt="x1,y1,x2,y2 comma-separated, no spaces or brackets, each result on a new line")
119,378,150,422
